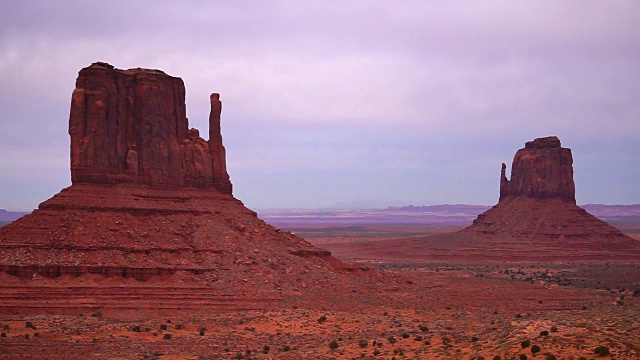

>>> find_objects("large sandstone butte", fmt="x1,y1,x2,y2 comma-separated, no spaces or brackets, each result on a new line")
69,62,232,193
463,136,635,244
0,63,377,317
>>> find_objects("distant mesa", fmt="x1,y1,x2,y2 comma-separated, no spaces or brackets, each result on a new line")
0,62,359,315
463,136,635,244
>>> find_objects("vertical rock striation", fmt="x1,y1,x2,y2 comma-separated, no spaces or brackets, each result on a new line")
69,62,232,194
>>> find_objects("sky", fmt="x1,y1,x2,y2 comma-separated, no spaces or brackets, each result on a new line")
0,1,639,211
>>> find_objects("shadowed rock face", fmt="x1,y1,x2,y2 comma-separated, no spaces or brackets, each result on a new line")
69,62,232,194
499,136,575,201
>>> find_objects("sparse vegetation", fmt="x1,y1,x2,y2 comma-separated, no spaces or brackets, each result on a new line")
25,322,36,330
329,340,339,350
594,345,610,356
358,339,368,348
387,336,396,344
317,315,327,324
163,333,172,340
531,345,540,354
418,325,429,332
521,339,530,348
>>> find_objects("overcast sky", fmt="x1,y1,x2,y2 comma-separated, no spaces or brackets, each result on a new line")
1,1,638,210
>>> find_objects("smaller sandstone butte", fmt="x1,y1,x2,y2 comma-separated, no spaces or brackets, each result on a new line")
499,136,574,201
69,62,232,193
463,136,636,244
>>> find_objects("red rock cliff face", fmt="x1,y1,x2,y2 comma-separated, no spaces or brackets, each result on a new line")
499,136,575,201
69,62,232,194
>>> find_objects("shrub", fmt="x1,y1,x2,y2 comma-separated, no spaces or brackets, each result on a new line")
544,353,557,360
263,345,270,354
329,340,339,350
131,325,142,332
594,345,610,356
373,349,381,356
387,336,396,344
493,356,501,360
317,315,327,324
175,323,185,330
540,330,549,336
282,345,291,352
531,345,540,354
163,333,172,340
0,333,5,338
402,333,410,339
199,329,205,336
521,339,531,348
25,322,36,330
414,335,423,341
234,353,243,360
358,339,368,348
160,324,168,330
419,325,429,332
471,336,479,342
518,354,528,360
33,332,40,337
550,325,558,333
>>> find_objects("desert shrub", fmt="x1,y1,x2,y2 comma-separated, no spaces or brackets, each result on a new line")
175,323,185,330
540,330,549,336
578,357,587,360
550,325,558,332
493,356,501,360
262,345,270,354
24,334,30,339
515,314,522,318
387,336,397,344
414,335,423,341
0,333,5,337
199,329,205,336
544,353,557,360
594,345,610,356
144,327,151,332
160,324,168,330
282,345,291,352
163,333,172,340
521,339,531,348
518,354,528,360
131,325,142,332
402,333,410,339
531,345,540,354
33,332,40,337
317,315,327,324
358,339,368,348
25,322,36,330
329,340,339,350
166,319,171,323
633,288,640,297
471,336,479,342
373,349,381,356
234,353,243,360
419,325,429,332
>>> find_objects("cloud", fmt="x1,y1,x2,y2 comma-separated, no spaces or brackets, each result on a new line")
0,1,638,209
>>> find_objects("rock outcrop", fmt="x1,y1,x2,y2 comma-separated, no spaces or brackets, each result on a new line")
0,63,368,316
69,62,232,193
463,136,636,247
499,136,574,201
